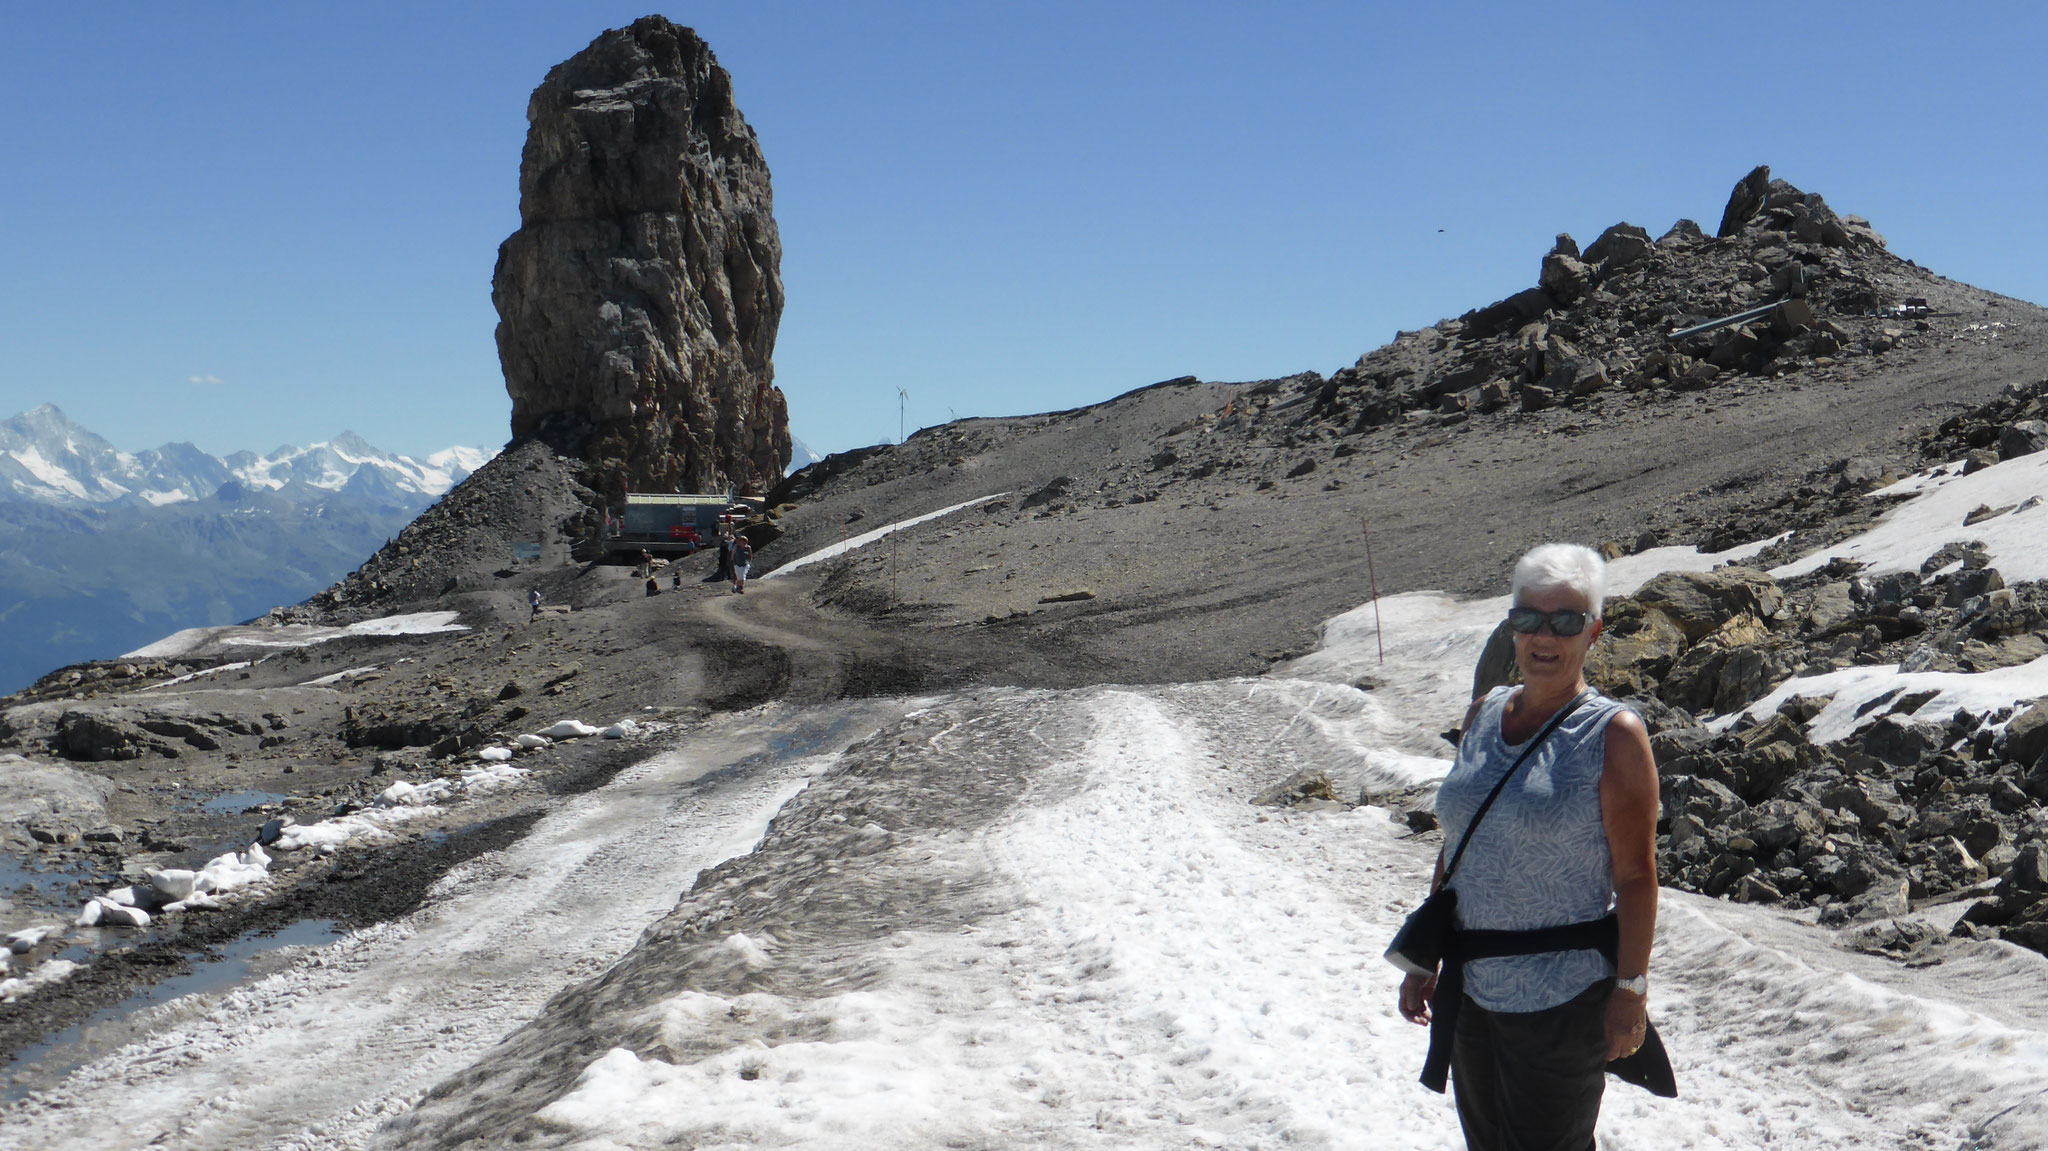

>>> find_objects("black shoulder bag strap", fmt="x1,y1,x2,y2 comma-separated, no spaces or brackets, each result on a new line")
1436,688,1592,890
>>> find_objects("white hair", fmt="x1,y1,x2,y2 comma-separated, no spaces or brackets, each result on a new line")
1512,543,1608,619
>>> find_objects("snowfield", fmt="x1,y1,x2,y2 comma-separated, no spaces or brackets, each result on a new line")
1773,451,2048,583
759,494,1011,580
483,679,2048,1151
10,455,2048,1149
125,612,468,660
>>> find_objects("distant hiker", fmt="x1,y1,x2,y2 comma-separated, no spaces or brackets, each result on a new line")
527,588,542,621
731,535,752,594
672,566,683,589
714,532,734,582
645,576,661,597
1396,544,1672,1147
638,549,654,579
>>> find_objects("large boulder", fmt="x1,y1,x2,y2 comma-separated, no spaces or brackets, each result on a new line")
1583,223,1655,270
57,712,160,762
1539,252,1590,305
1537,338,1610,397
1584,600,1688,698
494,17,790,501
1659,630,1794,715
2003,700,2048,769
0,754,117,848
1999,421,2048,461
1656,219,1707,249
1631,568,1785,641
1860,713,1945,769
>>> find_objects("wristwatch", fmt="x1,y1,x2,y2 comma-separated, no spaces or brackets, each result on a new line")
1615,975,1648,996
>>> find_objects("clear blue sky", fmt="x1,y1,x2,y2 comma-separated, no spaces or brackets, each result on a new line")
2,2,2043,460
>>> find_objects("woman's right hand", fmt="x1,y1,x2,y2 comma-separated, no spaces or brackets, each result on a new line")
1398,973,1437,1025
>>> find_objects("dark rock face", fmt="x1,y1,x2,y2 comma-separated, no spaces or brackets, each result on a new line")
494,17,790,501
1716,164,1774,237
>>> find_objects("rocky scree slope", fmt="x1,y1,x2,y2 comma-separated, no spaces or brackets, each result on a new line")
495,15,790,504
1549,380,2048,956
290,440,604,621
1554,549,2048,960
1315,164,1975,428
748,175,2042,697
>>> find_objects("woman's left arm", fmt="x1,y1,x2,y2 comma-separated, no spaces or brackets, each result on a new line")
1600,708,1659,1060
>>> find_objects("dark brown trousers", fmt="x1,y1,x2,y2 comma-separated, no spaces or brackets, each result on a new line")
1450,979,1610,1151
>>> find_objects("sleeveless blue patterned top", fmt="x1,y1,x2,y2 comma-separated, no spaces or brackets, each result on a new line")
1435,686,1629,1012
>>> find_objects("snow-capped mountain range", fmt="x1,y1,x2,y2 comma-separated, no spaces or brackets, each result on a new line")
0,405,498,693
0,404,492,508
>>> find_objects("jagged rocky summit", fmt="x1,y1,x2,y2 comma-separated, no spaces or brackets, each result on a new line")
1311,164,1904,427
494,16,790,502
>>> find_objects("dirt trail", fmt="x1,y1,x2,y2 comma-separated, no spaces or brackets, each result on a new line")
697,580,846,704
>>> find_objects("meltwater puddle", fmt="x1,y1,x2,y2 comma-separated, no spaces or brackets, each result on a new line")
3,918,342,1102
191,789,294,815
0,855,100,904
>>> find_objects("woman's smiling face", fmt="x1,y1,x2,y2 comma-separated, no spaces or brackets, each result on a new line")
1512,584,1603,688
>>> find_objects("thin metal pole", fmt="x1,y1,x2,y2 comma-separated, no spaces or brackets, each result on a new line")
1665,300,1778,342
1362,515,1385,664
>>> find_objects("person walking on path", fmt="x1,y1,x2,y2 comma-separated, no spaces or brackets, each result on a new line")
1397,542,1669,1148
731,535,752,594
715,531,734,583
527,588,542,621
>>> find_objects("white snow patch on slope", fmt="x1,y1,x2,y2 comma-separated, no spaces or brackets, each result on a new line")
9,445,89,498
300,665,377,687
1774,450,2048,581
140,661,254,690
1282,535,1783,736
760,495,1011,580
1711,655,2048,743
125,611,466,659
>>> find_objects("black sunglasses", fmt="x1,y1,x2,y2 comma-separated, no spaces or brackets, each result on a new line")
1506,606,1591,637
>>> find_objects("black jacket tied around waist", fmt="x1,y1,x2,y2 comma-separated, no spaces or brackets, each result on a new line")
1421,912,1677,1098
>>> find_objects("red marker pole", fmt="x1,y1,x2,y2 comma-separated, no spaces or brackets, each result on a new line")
1363,516,1385,664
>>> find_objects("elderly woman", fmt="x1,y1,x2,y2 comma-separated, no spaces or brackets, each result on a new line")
1397,543,1667,1149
